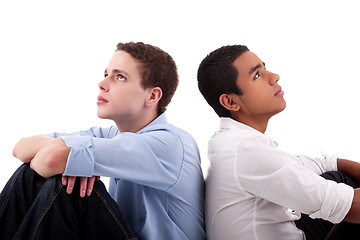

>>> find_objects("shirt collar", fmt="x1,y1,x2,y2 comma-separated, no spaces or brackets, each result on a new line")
220,117,263,135
137,112,168,134
219,117,278,145
220,117,278,146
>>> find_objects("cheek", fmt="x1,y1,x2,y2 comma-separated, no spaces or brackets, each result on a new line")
115,88,147,107
243,89,271,110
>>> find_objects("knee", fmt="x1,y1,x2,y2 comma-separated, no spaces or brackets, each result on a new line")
321,171,358,188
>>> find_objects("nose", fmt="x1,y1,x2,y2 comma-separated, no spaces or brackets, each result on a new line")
98,77,109,92
269,71,280,86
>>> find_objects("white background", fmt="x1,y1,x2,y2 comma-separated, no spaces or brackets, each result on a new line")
1,0,360,190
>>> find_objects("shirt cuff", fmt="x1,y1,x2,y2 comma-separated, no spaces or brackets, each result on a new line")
321,151,338,172
309,180,354,223
60,135,95,177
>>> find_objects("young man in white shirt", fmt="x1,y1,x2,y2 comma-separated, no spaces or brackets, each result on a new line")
0,42,206,240
197,44,360,240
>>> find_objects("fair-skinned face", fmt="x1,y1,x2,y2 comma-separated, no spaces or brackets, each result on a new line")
97,50,160,133
220,51,286,133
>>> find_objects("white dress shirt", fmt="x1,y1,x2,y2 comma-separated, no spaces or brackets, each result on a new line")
205,117,354,240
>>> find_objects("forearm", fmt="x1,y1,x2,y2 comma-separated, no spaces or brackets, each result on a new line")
344,189,360,223
30,138,70,178
337,158,360,223
337,158,360,185
13,135,54,162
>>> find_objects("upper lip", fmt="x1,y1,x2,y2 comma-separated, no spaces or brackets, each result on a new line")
274,87,282,95
98,96,108,102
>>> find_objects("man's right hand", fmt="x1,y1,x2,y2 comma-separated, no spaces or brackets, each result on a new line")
62,176,100,198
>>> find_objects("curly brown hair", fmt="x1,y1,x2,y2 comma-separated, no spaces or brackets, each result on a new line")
116,42,178,115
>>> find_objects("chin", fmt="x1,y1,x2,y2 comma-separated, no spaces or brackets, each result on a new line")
97,112,108,119
278,103,287,113
273,102,286,115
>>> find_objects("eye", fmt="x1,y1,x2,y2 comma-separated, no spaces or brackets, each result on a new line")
116,74,126,81
254,71,261,80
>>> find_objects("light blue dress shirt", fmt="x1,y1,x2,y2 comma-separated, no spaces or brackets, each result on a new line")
49,113,206,240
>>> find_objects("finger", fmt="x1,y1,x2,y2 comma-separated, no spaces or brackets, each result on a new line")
62,176,68,185
66,176,76,194
80,177,88,198
87,176,96,196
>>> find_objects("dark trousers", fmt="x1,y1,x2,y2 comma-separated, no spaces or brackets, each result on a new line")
0,163,137,240
295,171,360,240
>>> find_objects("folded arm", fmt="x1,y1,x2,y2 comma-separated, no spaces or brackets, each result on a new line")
13,135,69,178
29,138,69,178
13,135,54,163
61,130,184,190
13,134,98,197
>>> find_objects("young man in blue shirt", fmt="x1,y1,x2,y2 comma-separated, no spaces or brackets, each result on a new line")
0,42,206,240
197,44,360,240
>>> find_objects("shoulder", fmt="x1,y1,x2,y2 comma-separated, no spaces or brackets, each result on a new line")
142,123,201,173
209,125,267,153
81,126,118,138
142,122,198,152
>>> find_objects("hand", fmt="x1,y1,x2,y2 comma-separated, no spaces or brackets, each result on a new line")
62,175,100,198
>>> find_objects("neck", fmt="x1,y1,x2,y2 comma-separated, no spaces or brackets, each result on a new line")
115,111,159,133
232,114,270,134
242,119,269,133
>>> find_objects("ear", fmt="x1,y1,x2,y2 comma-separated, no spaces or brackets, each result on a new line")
219,93,240,112
145,87,162,107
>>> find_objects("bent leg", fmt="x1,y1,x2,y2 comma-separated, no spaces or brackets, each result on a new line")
12,173,79,239
0,164,47,239
0,164,137,240
294,216,332,240
77,179,137,239
322,172,360,240
21,178,137,239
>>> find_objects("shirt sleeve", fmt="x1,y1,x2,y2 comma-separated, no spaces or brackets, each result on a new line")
61,129,184,191
296,152,338,174
235,137,354,223
47,126,115,139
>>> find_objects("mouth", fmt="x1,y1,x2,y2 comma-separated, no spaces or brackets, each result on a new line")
97,96,109,104
274,87,284,96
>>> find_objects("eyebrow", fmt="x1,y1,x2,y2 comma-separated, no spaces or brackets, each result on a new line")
104,68,130,77
249,62,266,75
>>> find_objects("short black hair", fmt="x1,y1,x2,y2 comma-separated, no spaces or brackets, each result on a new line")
197,45,249,117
